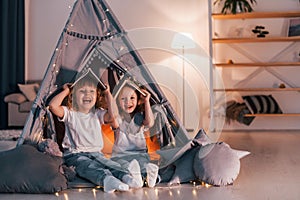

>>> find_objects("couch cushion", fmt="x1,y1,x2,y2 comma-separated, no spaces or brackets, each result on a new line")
4,93,27,104
18,83,39,101
19,101,33,112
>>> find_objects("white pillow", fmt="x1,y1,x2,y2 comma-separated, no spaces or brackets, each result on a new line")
193,142,250,186
18,83,39,101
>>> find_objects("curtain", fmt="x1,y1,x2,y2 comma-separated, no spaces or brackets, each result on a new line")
0,0,25,129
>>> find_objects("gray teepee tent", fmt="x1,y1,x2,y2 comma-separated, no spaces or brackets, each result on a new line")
15,1,250,187
17,0,190,151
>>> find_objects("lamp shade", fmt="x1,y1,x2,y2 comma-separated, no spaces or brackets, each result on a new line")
171,32,196,49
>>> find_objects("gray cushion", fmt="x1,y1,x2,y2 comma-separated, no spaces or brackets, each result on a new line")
159,129,211,185
193,142,250,186
0,144,67,193
168,146,200,185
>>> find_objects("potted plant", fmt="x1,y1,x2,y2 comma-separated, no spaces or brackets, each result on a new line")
214,0,257,14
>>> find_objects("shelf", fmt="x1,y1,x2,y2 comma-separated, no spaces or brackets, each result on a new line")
244,113,300,117
213,36,300,43
212,11,300,19
210,8,300,129
214,62,300,67
214,88,300,92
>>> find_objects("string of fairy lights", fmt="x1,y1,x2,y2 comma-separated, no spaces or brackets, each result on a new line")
48,4,114,96
54,180,211,198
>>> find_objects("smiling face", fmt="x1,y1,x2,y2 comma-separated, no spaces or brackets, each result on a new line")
118,86,138,115
73,84,97,113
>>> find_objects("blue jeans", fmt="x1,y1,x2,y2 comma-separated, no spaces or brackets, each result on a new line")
64,152,129,186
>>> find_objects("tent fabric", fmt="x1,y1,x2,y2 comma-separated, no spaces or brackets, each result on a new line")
18,0,190,154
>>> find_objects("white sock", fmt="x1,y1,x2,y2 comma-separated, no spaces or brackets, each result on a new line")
122,159,143,188
145,163,159,187
103,175,129,193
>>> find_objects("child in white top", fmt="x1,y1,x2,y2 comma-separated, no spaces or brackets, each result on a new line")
111,82,159,187
49,73,143,192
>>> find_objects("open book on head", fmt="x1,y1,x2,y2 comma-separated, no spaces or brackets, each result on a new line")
112,76,146,98
71,68,107,90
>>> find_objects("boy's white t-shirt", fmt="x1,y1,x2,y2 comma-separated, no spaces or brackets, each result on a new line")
60,106,106,154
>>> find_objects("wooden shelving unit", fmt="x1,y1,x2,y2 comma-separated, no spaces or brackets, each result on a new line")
209,10,300,126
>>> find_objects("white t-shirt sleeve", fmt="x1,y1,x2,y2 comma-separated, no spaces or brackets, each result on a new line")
96,108,107,124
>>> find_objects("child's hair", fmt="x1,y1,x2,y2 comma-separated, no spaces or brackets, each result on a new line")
66,77,104,110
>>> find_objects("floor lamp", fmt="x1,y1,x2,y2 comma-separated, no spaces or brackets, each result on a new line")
171,32,195,127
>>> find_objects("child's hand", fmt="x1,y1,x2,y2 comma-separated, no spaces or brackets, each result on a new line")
140,89,151,103
102,84,111,95
62,83,72,91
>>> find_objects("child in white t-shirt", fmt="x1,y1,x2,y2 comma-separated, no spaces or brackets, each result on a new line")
110,82,159,187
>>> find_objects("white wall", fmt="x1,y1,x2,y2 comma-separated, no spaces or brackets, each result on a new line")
25,0,75,81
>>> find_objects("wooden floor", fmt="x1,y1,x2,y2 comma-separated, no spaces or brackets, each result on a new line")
0,130,300,200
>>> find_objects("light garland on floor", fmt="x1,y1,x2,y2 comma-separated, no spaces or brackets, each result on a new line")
54,180,213,199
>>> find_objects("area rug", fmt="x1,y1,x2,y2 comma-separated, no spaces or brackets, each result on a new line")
0,129,22,141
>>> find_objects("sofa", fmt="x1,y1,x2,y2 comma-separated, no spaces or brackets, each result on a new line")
4,82,40,127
